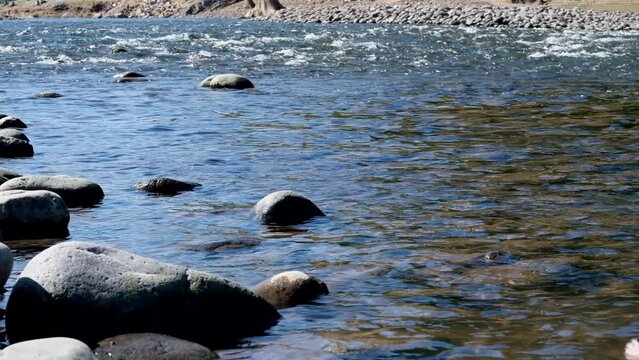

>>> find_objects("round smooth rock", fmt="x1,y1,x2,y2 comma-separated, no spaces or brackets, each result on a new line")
0,128,30,142
0,175,104,207
35,92,63,98
113,71,146,82
6,241,279,347
0,137,33,158
0,337,96,360
0,190,70,240
0,166,22,179
0,242,13,288
95,333,218,360
200,74,254,89
253,271,329,309
135,177,201,195
251,190,325,225
0,116,27,128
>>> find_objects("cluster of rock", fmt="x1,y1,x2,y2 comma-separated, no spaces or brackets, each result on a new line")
258,3,639,31
0,114,32,158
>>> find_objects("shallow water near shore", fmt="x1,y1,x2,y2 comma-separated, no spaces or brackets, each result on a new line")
0,18,638,358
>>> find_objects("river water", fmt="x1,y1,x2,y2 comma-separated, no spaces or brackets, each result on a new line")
0,18,638,359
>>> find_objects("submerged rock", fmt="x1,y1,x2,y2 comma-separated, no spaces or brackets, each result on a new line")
471,250,518,267
0,137,33,158
113,71,146,82
0,337,96,360
251,190,325,225
135,177,201,195
35,92,63,98
112,47,128,54
95,333,218,360
0,175,104,207
0,128,30,142
0,190,70,240
0,242,13,288
200,239,261,252
0,116,27,128
253,270,329,309
200,74,254,90
0,166,22,179
6,241,279,347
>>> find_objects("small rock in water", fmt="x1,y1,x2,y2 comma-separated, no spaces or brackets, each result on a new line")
113,71,146,82
95,333,218,360
253,270,329,309
0,166,21,179
626,338,639,360
200,239,261,252
0,337,96,360
200,74,254,90
0,116,27,129
112,47,128,54
0,242,13,288
35,92,63,98
252,190,325,225
0,128,30,142
0,175,105,207
471,250,518,267
0,190,70,240
135,177,201,195
0,137,34,158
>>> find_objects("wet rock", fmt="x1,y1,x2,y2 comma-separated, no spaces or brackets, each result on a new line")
0,137,33,158
0,175,104,207
0,337,96,360
625,338,639,360
253,270,329,309
0,166,21,179
0,116,27,128
6,241,279,347
200,74,254,90
113,71,146,82
200,239,261,252
0,128,30,142
0,190,70,240
251,190,325,225
35,92,63,98
95,333,218,360
471,250,518,267
0,242,13,288
112,47,128,53
135,177,201,195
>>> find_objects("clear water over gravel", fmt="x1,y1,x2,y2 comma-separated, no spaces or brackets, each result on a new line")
0,18,638,359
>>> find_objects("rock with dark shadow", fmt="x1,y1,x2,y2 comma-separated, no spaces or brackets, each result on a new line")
0,190,70,240
200,74,254,90
135,177,201,195
113,71,146,82
0,166,22,179
95,333,218,360
6,241,279,347
0,337,96,360
253,271,329,309
0,116,27,128
0,137,33,158
0,128,30,142
251,190,325,225
0,175,104,207
0,242,13,288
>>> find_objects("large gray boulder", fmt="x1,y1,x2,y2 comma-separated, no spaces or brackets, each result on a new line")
135,177,201,195
253,271,329,309
0,190,69,240
0,337,96,360
0,137,33,158
6,241,279,347
0,242,13,288
95,333,218,360
0,116,27,129
200,74,254,90
251,190,325,225
0,166,21,179
0,128,29,142
0,175,104,207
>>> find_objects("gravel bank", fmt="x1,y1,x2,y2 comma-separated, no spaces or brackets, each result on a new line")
255,3,639,31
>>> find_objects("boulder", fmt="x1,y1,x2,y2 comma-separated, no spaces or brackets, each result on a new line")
0,116,27,128
113,71,146,82
95,333,218,360
0,337,96,360
0,190,70,240
0,137,33,158
135,177,201,195
251,190,325,225
200,74,254,90
0,175,104,207
35,92,63,98
0,242,13,288
6,241,279,347
0,166,21,179
253,271,329,309
0,128,30,142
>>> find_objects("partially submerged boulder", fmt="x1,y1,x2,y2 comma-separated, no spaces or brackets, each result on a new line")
113,71,146,82
253,271,329,309
135,177,201,195
0,137,33,158
0,116,27,129
6,241,279,347
200,74,254,90
0,337,96,360
0,242,13,288
0,190,70,240
251,190,325,225
0,175,104,207
0,128,29,142
95,333,218,360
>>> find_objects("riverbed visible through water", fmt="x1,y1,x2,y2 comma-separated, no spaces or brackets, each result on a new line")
0,18,638,359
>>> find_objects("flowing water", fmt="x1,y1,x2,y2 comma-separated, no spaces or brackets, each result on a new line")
0,18,638,359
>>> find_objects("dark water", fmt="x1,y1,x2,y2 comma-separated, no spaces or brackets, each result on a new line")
0,18,638,359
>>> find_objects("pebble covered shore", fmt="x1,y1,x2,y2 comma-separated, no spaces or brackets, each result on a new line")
256,3,639,31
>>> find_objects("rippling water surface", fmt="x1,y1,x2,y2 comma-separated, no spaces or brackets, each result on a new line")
0,18,638,359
